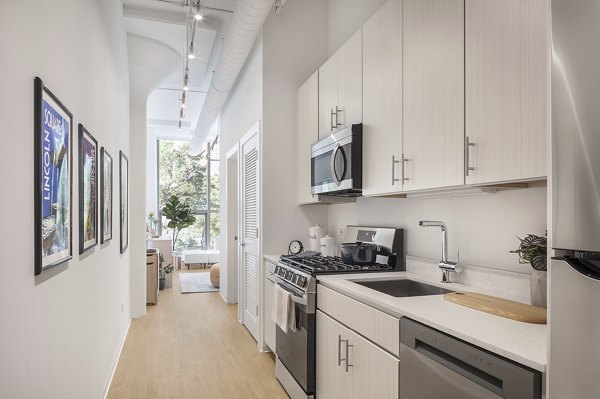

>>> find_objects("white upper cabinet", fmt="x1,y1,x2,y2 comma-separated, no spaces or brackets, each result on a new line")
318,56,338,140
362,0,404,197
297,71,320,205
318,29,363,140
336,29,363,129
402,0,465,192
465,0,549,185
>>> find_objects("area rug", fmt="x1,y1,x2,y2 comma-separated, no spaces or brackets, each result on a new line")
179,272,219,294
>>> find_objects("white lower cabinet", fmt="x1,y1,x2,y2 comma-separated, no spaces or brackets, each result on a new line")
317,310,400,399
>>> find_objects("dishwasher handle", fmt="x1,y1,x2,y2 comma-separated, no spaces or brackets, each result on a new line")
400,318,542,399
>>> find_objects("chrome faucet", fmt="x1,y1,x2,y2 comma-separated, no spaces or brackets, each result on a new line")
419,221,459,283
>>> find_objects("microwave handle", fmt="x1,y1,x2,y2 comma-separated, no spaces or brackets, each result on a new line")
330,143,343,186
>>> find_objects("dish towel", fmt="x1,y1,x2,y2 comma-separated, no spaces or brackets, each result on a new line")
271,284,296,333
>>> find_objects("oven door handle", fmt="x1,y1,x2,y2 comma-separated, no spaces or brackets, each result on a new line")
276,282,309,306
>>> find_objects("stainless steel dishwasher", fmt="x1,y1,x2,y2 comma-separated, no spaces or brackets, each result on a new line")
400,318,542,399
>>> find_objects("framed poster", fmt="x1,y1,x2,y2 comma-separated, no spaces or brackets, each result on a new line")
100,148,113,244
34,77,73,275
78,124,98,254
119,151,129,253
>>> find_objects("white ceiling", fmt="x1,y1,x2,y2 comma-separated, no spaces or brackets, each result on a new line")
123,0,234,139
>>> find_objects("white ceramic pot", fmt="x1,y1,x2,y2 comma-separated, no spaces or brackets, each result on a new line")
320,235,336,257
530,270,548,308
165,273,173,289
309,224,325,252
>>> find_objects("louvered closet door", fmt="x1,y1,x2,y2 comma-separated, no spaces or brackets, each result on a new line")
240,128,260,342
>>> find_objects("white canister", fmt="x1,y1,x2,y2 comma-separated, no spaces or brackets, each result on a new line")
320,235,336,257
309,224,325,252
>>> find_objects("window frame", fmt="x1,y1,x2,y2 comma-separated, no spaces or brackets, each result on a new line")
156,138,219,251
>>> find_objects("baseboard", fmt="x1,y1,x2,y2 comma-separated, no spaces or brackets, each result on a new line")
102,318,131,399
219,291,227,303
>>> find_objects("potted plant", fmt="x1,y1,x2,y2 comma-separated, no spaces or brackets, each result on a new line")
510,233,547,307
161,195,196,251
146,211,158,239
159,253,174,291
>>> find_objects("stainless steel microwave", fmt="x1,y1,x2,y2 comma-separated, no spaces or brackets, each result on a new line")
311,124,362,196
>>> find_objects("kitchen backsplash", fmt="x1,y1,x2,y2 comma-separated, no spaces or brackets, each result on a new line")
326,186,547,274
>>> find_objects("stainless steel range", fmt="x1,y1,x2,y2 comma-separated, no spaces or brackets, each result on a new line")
274,226,404,399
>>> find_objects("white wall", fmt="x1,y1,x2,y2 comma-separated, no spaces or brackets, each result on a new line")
261,0,329,256
219,37,264,303
0,0,131,398
127,34,179,318
327,188,548,273
327,0,386,55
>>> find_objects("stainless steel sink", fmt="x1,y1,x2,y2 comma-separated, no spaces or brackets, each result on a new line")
352,279,453,297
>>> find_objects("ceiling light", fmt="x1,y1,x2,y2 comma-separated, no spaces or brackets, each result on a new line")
194,10,203,20
183,86,189,91
181,103,186,108
188,53,195,60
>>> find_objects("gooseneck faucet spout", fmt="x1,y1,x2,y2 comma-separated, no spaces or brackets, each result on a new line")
419,220,458,283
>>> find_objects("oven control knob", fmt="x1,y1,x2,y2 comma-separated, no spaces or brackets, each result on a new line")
291,274,299,284
298,276,307,287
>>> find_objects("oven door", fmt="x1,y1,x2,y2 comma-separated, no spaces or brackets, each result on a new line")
275,282,316,395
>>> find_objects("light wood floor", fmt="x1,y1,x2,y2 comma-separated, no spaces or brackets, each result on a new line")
108,270,289,399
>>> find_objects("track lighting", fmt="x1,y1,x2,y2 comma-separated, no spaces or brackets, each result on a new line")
188,52,196,60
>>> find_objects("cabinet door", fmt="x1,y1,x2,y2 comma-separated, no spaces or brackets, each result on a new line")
350,329,400,399
403,0,465,191
362,0,404,197
465,0,549,185
263,276,276,351
316,311,352,399
337,29,363,129
318,55,339,139
297,72,320,204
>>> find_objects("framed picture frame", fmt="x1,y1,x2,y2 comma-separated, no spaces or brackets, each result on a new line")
78,124,98,254
34,77,73,275
100,147,113,244
119,151,129,253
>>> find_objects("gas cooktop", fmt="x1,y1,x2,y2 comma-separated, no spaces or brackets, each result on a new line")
279,254,393,275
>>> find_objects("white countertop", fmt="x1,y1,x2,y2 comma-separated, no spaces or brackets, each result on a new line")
317,271,547,372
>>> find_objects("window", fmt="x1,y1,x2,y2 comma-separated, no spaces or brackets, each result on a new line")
157,138,219,251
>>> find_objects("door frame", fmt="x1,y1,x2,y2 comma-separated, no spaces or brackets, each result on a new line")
224,144,239,305
238,121,261,333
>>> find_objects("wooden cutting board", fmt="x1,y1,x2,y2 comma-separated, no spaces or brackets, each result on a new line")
444,292,547,324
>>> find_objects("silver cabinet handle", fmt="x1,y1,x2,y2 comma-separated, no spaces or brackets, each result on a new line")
345,340,354,372
465,136,475,177
401,153,409,182
338,335,344,366
335,105,342,127
392,155,400,186
330,108,336,131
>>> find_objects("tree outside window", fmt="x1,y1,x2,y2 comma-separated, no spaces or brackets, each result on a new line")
158,139,219,251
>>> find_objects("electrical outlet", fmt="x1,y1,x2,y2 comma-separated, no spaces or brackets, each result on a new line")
338,227,345,241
